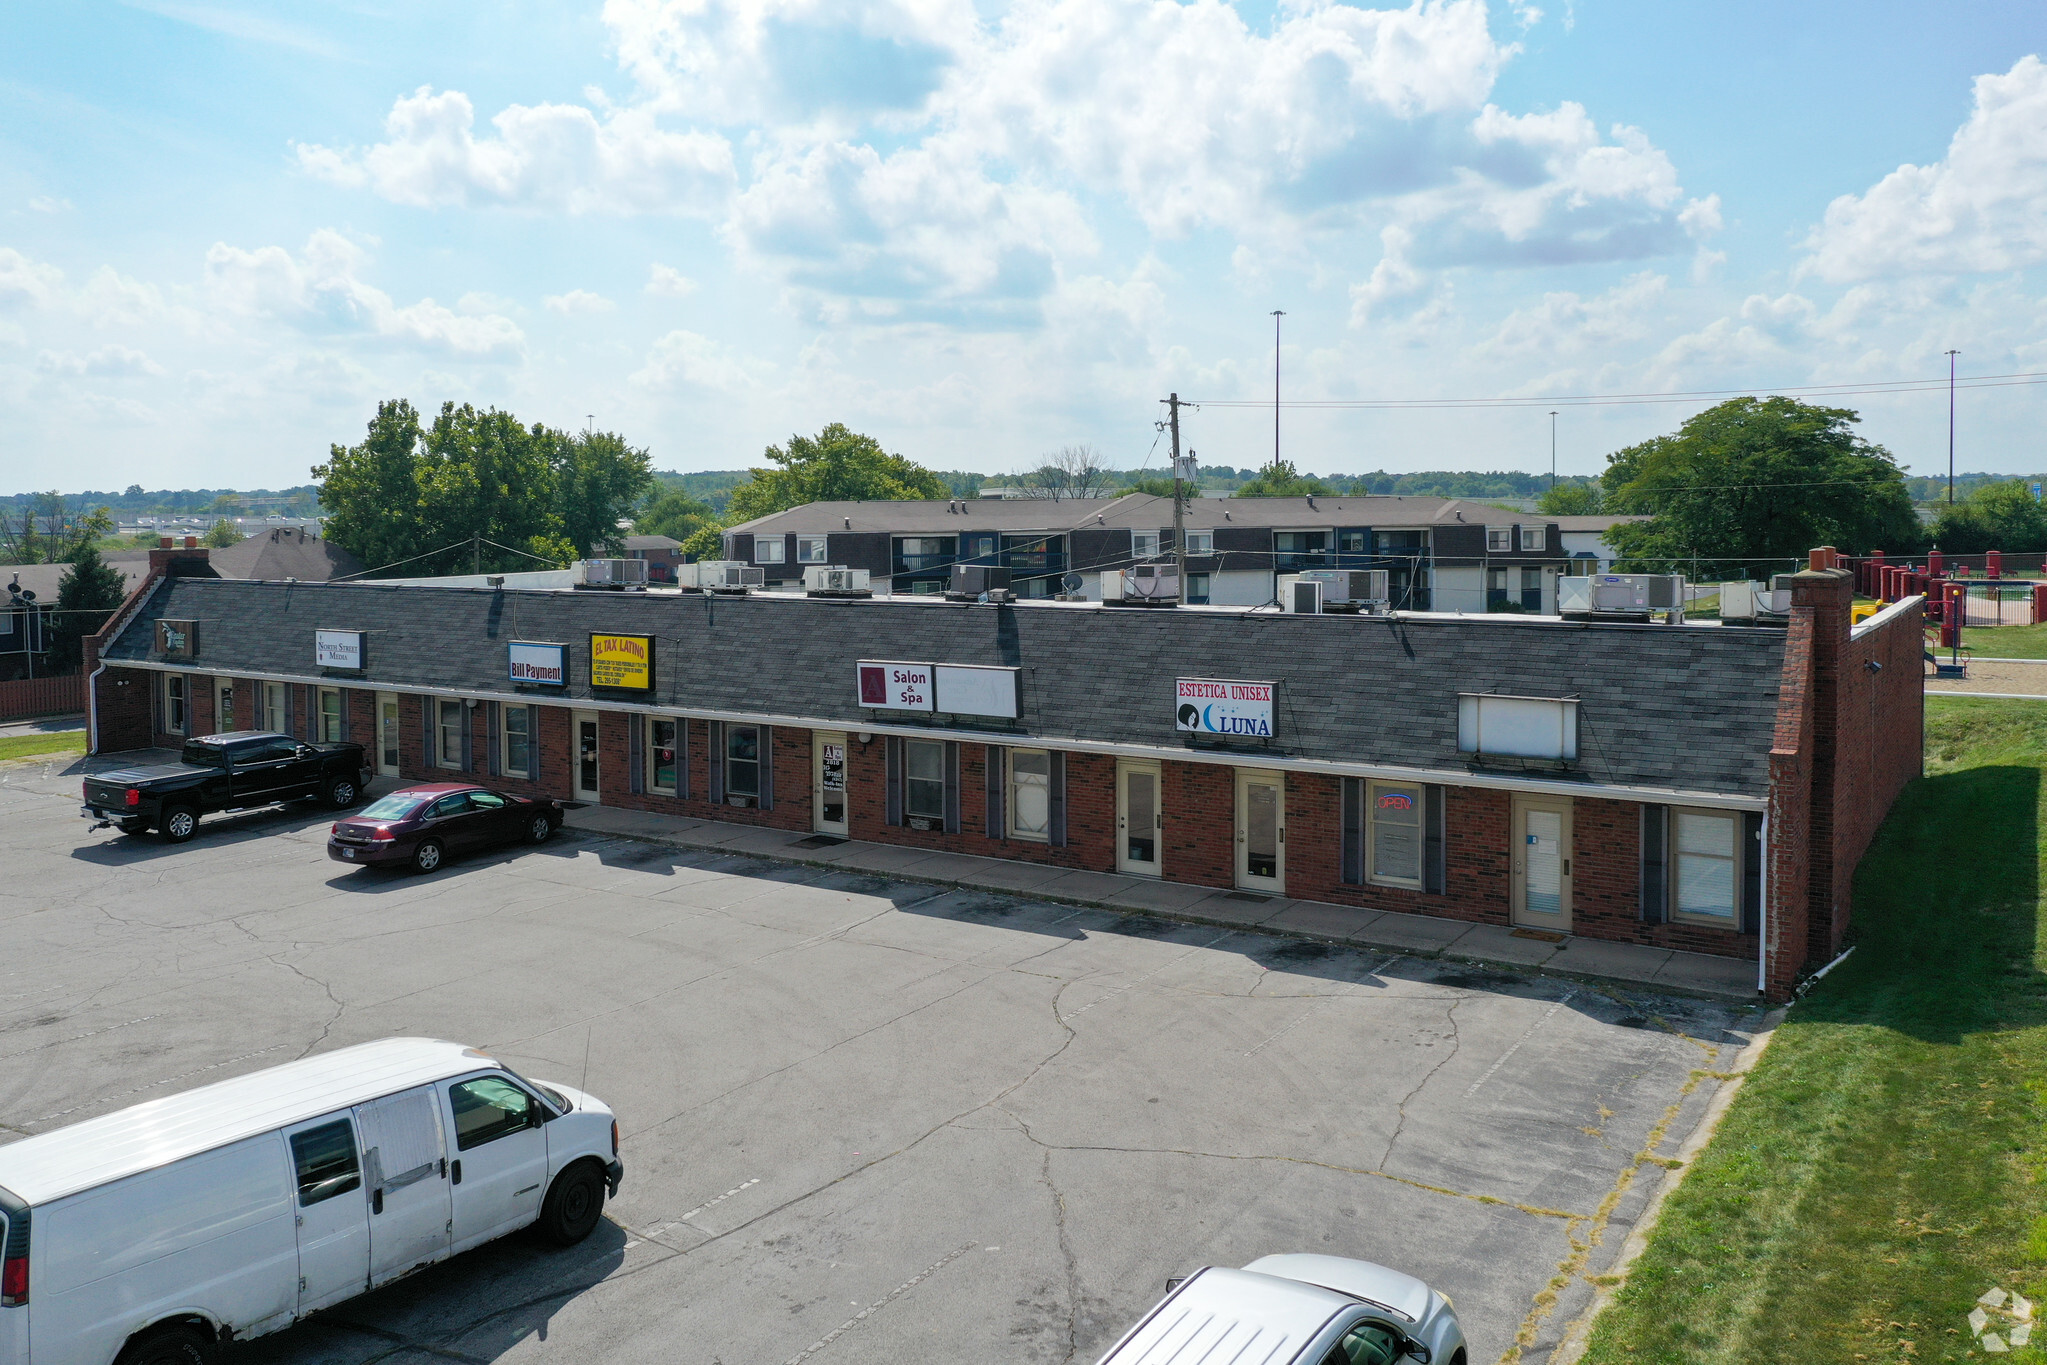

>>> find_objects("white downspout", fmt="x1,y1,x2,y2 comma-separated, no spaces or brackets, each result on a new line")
1756,811,1770,994
87,661,105,756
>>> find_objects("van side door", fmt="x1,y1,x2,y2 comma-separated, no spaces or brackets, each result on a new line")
354,1086,453,1288
283,1112,371,1315
442,1074,550,1252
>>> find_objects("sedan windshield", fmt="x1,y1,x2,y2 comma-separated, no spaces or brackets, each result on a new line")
356,793,432,820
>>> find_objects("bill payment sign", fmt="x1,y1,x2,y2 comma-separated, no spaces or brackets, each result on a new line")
315,629,364,670
1175,678,1275,737
858,661,934,711
589,633,654,690
508,641,567,686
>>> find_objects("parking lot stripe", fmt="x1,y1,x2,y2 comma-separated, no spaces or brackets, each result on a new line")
0,1013,161,1061
1061,933,1232,1022
1463,989,1578,1099
780,1241,981,1365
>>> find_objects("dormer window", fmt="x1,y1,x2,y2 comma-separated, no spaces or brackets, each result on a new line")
1487,527,1511,552
1519,525,1546,552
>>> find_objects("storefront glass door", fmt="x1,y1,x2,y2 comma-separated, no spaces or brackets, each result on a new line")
814,731,848,836
1511,796,1573,932
1235,769,1285,894
376,693,400,776
1117,760,1161,876
573,711,601,803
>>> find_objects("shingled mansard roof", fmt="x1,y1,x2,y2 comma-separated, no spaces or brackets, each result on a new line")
108,577,1788,800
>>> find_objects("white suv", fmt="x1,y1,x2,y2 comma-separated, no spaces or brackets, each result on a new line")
1093,1254,1467,1365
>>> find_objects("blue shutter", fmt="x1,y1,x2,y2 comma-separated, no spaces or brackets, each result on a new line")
1341,778,1364,885
1425,784,1446,894
759,726,773,811
486,702,500,777
709,721,725,804
984,745,1005,840
885,737,903,826
629,714,643,794
944,741,960,834
1640,806,1668,924
1048,751,1066,848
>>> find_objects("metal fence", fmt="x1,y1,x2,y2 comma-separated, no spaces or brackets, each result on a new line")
1962,585,2037,627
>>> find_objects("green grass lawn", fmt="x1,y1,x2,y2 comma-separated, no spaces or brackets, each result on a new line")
0,730,86,763
1965,622,2047,658
1580,696,2047,1365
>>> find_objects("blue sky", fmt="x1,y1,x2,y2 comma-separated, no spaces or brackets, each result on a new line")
3,0,2044,494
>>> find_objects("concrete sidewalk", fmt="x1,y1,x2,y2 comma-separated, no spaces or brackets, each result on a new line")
563,803,1759,1002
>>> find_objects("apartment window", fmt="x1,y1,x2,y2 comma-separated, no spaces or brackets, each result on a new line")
909,579,945,594
1519,525,1546,552
1008,748,1051,841
1183,531,1213,556
263,681,289,734
1132,531,1161,559
755,537,786,564
318,687,343,743
961,533,997,559
163,674,187,735
1673,810,1739,924
502,706,531,778
1487,568,1510,608
1487,527,1511,552
1338,529,1367,553
797,536,829,563
904,739,946,821
725,725,761,799
1521,567,1544,612
1185,572,1211,605
648,717,679,795
1376,530,1426,556
1368,781,1424,888
437,700,465,770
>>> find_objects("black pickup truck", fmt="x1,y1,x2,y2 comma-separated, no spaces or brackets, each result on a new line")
82,730,373,842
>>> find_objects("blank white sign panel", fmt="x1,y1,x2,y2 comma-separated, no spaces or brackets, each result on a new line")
1458,694,1578,760
934,665,1020,718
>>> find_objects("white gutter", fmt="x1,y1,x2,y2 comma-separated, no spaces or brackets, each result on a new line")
98,657,1769,812
1757,811,1770,994
86,661,105,756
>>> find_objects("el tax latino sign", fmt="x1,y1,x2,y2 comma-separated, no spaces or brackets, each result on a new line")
1175,678,1274,737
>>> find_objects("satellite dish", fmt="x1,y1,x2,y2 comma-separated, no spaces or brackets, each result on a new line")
1062,572,1083,594
18,589,34,602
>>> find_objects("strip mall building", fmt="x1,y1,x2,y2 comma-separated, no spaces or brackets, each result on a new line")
84,544,1923,1001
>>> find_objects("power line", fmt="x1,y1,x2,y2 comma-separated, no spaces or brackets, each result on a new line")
1187,369,2047,411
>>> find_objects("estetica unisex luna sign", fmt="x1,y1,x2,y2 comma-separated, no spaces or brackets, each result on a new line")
508,642,568,686
1175,678,1275,737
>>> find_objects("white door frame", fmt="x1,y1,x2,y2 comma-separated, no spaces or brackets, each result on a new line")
1511,794,1573,932
814,730,849,836
573,710,602,804
1234,768,1286,894
375,692,400,776
1116,758,1163,877
214,676,235,736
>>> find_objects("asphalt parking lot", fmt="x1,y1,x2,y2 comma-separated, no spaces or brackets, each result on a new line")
1,753,1760,1365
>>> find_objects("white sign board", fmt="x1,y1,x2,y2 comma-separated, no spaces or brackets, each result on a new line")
1175,678,1274,737
934,664,1020,719
857,661,935,711
315,629,364,670
508,641,568,685
1457,694,1578,760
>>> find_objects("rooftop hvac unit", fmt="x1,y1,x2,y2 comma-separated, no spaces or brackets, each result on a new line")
1719,580,1793,624
1285,578,1323,615
804,565,873,597
1120,562,1180,606
1558,573,1686,619
577,558,648,587
947,563,1013,600
1296,568,1390,612
674,560,764,591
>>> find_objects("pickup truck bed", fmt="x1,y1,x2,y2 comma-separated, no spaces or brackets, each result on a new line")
83,730,373,843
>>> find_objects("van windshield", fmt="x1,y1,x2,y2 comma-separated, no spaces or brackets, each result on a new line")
506,1067,570,1112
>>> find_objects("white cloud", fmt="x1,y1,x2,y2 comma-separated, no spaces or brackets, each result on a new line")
630,328,767,390
295,86,735,216
1473,270,1667,359
543,289,617,314
36,344,166,377
202,229,524,357
645,263,698,297
0,248,63,311
1802,55,2047,282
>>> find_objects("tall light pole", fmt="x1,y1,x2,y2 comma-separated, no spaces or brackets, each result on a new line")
1549,410,1558,493
1270,310,1285,472
1945,350,1960,503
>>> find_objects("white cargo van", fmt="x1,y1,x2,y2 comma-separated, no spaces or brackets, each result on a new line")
0,1038,624,1365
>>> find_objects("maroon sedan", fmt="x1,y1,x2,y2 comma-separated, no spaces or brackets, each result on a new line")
327,782,564,873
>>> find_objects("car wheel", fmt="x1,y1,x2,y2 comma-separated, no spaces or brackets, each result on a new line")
411,839,444,874
114,1325,213,1365
526,813,554,844
535,1161,606,1246
325,777,359,809
160,807,199,843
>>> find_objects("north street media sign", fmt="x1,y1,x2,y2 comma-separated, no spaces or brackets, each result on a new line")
1174,678,1275,737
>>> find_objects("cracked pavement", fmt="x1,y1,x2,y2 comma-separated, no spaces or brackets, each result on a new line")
0,755,1759,1364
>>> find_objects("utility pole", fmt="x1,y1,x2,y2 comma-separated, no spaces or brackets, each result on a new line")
1549,410,1558,493
1166,393,1186,601
1945,350,1960,503
473,533,481,576
1269,311,1285,471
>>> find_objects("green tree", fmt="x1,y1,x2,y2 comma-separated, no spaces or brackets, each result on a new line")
1124,474,1179,497
725,423,948,523
414,403,573,572
680,524,725,561
0,494,113,563
208,493,245,516
314,400,428,572
1926,480,2047,554
48,544,130,671
1536,482,1603,516
552,428,653,557
635,489,719,545
203,518,240,548
1234,460,1335,498
1602,397,1920,571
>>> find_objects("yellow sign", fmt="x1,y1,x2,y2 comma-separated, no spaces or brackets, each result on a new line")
589,632,654,690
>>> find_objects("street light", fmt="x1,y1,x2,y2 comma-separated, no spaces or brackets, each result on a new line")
1945,350,1959,504
1549,410,1558,492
